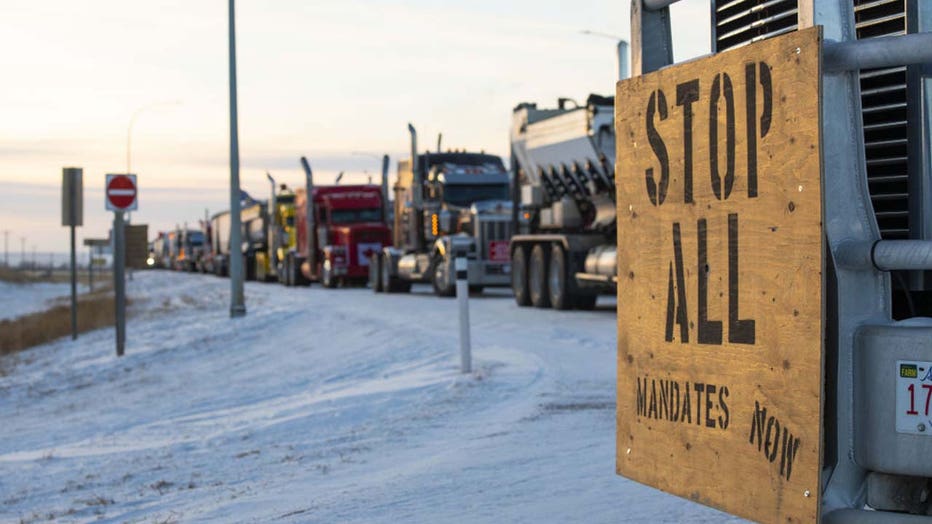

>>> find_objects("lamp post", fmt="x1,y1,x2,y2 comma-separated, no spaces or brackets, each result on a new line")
228,0,246,317
580,29,630,80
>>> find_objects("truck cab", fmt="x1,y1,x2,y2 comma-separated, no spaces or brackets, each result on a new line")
376,134,513,296
282,183,392,288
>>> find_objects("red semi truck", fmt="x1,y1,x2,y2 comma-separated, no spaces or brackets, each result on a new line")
279,156,392,288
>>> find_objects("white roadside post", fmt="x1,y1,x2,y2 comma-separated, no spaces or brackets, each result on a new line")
454,239,471,374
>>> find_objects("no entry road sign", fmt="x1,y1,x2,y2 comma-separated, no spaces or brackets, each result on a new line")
106,174,138,211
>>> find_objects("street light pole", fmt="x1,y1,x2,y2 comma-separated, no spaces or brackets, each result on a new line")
228,0,246,317
580,29,630,80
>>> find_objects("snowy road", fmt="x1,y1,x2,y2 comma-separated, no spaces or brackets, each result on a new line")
0,271,742,523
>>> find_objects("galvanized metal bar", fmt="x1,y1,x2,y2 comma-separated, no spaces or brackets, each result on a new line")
643,0,680,11
824,33,932,72
836,240,932,271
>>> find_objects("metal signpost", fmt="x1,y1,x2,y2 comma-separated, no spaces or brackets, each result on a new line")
106,174,138,357
615,28,824,523
227,0,246,318
61,167,83,340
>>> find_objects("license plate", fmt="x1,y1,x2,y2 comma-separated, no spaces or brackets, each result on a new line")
488,240,510,262
895,360,932,436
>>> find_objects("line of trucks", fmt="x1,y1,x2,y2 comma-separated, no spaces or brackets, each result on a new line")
148,103,618,309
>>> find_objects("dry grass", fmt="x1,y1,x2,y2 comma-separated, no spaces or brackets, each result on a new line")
0,266,112,285
0,291,129,355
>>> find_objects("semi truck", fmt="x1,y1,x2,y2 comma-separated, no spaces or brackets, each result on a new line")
372,124,513,296
279,156,392,288
509,95,617,310
205,203,266,280
614,1,932,522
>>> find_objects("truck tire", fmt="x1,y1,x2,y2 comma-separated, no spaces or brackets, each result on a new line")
528,244,551,308
245,253,257,282
548,244,571,310
512,246,531,307
432,256,455,297
382,255,410,293
371,253,384,293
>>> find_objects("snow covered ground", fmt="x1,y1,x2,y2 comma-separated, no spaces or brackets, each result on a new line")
0,271,743,523
0,281,89,321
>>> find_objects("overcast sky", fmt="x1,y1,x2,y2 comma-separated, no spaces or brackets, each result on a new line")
0,0,710,257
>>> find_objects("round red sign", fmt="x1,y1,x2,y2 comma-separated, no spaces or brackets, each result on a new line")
107,175,137,210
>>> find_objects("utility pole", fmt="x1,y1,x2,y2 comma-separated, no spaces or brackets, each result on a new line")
20,237,25,269
227,0,246,317
2,230,8,267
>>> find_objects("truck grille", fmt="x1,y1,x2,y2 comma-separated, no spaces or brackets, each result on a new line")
714,0,798,50
713,0,911,240
854,0,909,239
478,219,512,261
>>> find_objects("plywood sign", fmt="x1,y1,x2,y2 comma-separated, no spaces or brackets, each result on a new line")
615,27,823,523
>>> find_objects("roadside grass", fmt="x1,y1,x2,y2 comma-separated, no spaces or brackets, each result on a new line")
0,266,111,285
0,290,128,355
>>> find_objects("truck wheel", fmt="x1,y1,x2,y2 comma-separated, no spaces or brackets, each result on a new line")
382,256,410,293
512,246,531,307
548,244,571,310
245,254,257,281
528,244,551,308
432,256,455,297
371,254,384,293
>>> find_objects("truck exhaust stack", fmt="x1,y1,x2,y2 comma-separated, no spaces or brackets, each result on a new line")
299,156,317,278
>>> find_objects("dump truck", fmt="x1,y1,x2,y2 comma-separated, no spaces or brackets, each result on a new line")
279,156,392,288
372,124,513,296
509,94,617,310
614,1,932,522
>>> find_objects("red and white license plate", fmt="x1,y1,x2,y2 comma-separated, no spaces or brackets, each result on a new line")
488,241,510,262
896,360,932,436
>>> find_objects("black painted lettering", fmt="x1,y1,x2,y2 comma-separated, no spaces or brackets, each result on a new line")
648,379,658,419
705,384,717,428
744,63,758,198
676,79,700,204
646,90,670,206
659,380,670,420
759,62,772,139
697,219,723,345
694,383,705,426
682,382,692,424
728,213,756,344
665,222,689,343
749,400,767,450
709,73,736,201
784,434,801,481
764,415,776,462
672,381,681,422
637,377,647,416
718,386,730,430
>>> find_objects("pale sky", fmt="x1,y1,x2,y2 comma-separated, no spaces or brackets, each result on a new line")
0,0,710,257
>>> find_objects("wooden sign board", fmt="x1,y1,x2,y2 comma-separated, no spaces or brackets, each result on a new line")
615,28,823,523
124,224,149,270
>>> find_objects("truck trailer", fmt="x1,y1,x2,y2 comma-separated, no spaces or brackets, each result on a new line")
372,124,513,296
279,156,392,288
509,94,617,310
